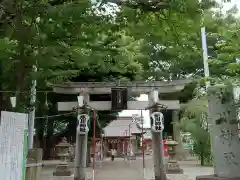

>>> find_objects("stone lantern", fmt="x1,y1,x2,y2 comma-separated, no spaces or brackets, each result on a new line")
165,136,183,174
56,137,71,162
53,137,73,178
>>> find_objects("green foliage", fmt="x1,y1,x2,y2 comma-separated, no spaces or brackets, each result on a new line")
0,0,147,107
0,0,148,152
1,0,240,156
116,0,240,81
115,0,219,80
180,98,212,166
203,7,240,78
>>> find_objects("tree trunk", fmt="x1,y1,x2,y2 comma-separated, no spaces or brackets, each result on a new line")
0,58,3,112
0,58,11,112
35,113,46,148
200,141,204,166
44,118,54,159
200,151,204,166
35,128,44,148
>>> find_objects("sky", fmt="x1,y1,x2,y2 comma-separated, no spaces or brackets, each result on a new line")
218,0,240,12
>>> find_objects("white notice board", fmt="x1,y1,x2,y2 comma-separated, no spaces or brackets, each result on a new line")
0,111,28,180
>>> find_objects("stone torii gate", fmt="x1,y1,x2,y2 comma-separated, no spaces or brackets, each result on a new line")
52,80,190,180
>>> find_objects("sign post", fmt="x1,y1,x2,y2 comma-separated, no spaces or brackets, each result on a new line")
150,112,164,133
0,111,28,180
77,114,90,135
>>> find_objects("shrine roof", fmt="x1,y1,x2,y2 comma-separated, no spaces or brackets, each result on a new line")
103,116,144,137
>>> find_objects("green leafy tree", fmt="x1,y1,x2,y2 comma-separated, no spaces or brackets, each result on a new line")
1,0,239,159
205,7,240,77
180,98,212,166
0,0,148,157
115,0,221,80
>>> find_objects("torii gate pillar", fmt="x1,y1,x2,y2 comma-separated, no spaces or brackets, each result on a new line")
148,91,167,180
74,94,89,180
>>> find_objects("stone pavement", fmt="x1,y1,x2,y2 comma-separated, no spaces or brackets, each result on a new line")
95,159,142,180
178,161,214,180
143,157,213,180
40,156,214,180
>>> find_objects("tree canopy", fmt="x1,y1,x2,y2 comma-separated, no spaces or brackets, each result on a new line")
0,0,240,158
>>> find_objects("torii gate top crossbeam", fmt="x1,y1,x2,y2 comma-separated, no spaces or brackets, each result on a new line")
53,79,190,88
52,79,191,94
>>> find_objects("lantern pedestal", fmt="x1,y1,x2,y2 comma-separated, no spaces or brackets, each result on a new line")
53,164,72,177
165,136,183,174
53,137,73,179
166,160,183,174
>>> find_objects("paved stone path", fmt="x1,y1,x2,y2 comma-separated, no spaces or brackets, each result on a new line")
178,161,214,180
96,160,142,180
40,156,214,180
